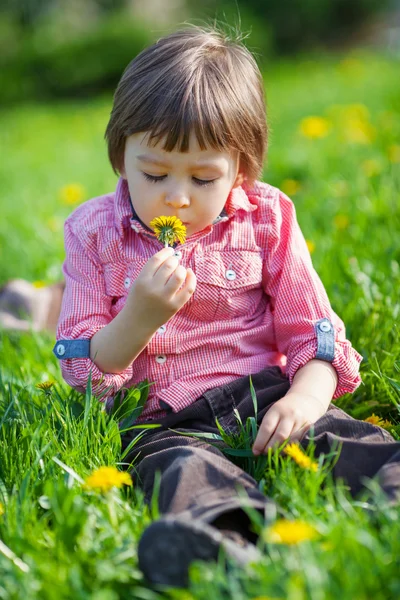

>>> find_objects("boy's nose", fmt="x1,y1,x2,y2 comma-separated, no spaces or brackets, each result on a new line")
164,191,190,209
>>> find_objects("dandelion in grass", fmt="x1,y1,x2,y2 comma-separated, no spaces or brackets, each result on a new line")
364,414,393,431
281,179,301,196
59,183,86,206
33,280,46,288
150,215,187,247
35,381,55,395
284,442,319,472
84,466,132,493
299,116,331,139
264,518,320,545
334,214,350,230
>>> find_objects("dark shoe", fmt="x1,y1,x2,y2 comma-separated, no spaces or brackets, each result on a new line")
137,516,261,587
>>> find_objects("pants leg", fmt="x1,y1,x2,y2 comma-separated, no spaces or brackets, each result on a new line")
300,404,400,503
120,366,290,525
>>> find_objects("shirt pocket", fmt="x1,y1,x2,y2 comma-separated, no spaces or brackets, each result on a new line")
192,250,264,321
104,260,147,317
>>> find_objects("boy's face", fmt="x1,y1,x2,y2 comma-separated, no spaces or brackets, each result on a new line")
121,131,244,238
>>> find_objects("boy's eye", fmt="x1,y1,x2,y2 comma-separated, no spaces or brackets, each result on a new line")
142,172,217,187
142,173,166,183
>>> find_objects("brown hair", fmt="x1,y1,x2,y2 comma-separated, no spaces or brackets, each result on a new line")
105,24,267,186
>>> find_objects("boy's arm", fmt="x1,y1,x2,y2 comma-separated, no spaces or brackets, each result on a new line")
260,189,363,400
252,359,338,455
54,218,139,397
286,358,338,411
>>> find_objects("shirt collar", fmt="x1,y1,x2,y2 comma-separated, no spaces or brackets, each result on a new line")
114,176,257,237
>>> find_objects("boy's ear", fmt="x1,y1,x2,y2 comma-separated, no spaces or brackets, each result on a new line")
232,171,246,189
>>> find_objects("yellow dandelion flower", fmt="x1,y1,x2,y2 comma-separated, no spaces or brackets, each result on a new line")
334,214,350,230
364,414,393,431
281,179,301,197
264,518,320,545
362,159,382,178
342,104,370,121
306,240,316,254
299,117,332,139
32,280,46,288
59,183,86,206
149,215,187,247
388,145,400,164
0,502,4,516
284,442,319,472
83,466,132,493
343,120,375,145
35,381,55,393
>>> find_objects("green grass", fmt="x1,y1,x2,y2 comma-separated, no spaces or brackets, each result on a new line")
1,48,400,598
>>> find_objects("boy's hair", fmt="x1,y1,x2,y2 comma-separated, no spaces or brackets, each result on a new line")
105,24,267,186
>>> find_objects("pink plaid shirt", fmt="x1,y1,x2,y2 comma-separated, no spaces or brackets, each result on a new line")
55,177,362,420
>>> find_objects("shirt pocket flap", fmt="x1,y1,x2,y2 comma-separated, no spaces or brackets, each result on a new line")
104,260,146,297
194,251,263,289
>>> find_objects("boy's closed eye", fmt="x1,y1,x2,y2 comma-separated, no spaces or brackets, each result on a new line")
141,172,218,187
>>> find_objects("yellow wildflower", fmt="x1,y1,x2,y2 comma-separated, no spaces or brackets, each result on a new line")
149,215,187,247
388,145,400,164
0,502,4,516
299,117,332,139
284,442,319,472
364,414,393,430
264,518,320,545
84,466,132,493
32,280,46,288
306,240,315,254
35,381,55,393
59,183,86,206
343,120,375,145
334,214,350,230
362,159,382,178
281,179,301,197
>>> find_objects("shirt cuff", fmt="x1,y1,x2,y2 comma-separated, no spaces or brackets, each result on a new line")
53,336,133,398
287,319,363,400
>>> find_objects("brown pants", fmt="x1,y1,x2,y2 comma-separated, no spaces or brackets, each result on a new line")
120,366,399,526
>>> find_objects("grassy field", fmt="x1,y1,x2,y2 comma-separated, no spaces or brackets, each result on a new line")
0,48,400,599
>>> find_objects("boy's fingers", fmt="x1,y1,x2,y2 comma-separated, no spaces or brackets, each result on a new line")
175,268,197,301
264,419,294,452
252,414,279,455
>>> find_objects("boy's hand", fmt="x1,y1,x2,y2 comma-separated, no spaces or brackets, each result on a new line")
252,393,327,455
127,247,197,331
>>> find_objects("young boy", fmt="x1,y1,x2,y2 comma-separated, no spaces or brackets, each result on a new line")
3,24,399,588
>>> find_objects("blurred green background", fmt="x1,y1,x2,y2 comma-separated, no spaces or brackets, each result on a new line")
0,0,399,294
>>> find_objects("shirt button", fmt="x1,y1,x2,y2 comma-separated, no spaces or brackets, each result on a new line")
173,250,182,259
56,344,65,356
318,320,332,333
225,269,236,281
157,325,167,334
124,277,131,288
155,354,167,364
130,223,140,233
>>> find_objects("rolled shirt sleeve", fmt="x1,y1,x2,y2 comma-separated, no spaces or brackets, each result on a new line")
54,216,134,398
262,191,363,399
